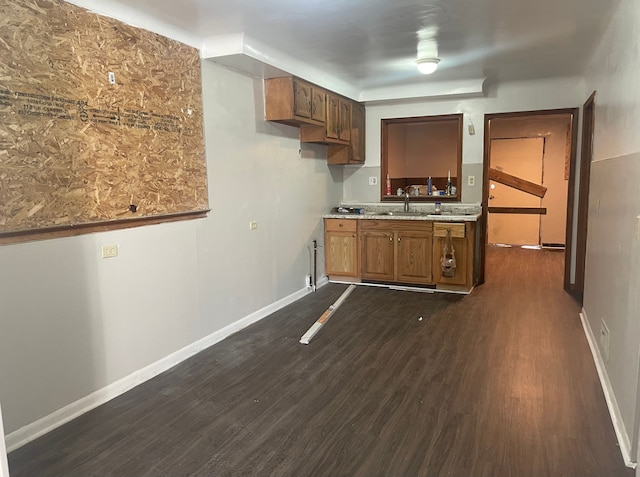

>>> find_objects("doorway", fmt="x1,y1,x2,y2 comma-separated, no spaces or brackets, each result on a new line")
480,109,579,285
573,92,596,302
488,137,545,246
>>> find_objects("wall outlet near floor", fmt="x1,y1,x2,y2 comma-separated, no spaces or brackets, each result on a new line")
368,176,378,186
599,319,610,362
305,274,312,287
101,244,118,258
468,175,476,187
249,221,257,230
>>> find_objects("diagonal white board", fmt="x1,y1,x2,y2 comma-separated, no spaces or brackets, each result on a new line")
300,285,356,345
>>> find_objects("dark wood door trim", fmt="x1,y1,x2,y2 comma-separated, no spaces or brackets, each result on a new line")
488,207,547,215
480,108,579,286
570,92,596,301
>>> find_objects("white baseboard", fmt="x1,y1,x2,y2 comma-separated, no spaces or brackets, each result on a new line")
6,283,322,453
579,308,636,468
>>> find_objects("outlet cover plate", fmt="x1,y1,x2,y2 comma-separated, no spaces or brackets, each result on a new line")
101,245,118,258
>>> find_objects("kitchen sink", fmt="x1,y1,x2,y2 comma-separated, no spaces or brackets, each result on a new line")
378,211,428,216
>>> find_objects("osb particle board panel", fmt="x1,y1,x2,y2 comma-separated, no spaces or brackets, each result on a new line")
0,0,208,237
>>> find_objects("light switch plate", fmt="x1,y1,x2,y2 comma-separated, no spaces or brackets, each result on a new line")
368,176,378,186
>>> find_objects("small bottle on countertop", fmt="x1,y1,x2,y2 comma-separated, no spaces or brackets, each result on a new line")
427,176,432,196
386,174,391,195
434,201,442,215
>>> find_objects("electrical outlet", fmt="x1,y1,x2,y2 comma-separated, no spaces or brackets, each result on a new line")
249,221,257,230
368,176,378,186
305,274,312,287
599,320,610,362
101,244,118,258
468,175,475,187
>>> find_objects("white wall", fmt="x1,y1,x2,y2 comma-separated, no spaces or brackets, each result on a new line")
0,60,342,442
581,0,640,465
343,77,586,204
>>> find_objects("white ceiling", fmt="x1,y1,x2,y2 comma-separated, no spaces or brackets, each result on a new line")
69,0,619,101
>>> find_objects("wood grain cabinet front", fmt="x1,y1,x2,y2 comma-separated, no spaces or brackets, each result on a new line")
324,219,359,279
432,221,476,291
328,101,365,164
264,77,325,127
360,220,433,285
300,93,351,146
265,76,365,164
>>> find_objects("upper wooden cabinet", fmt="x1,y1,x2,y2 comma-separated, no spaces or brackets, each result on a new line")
265,75,365,163
328,101,365,164
301,92,351,145
264,77,325,126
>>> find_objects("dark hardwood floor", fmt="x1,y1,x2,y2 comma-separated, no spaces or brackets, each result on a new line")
9,246,633,476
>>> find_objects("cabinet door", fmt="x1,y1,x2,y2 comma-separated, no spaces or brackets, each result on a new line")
311,88,325,122
338,98,351,142
325,93,340,140
433,223,468,286
396,231,433,284
361,230,394,281
350,102,365,163
326,101,365,164
326,231,359,277
293,79,312,119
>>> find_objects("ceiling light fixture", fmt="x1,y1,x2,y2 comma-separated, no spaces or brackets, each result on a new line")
416,58,440,75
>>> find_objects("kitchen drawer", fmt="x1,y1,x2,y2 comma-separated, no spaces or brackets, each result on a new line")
433,222,465,238
325,218,357,232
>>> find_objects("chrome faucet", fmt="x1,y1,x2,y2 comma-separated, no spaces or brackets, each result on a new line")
404,187,411,212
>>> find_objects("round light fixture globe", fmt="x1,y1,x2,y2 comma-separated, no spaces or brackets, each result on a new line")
416,58,440,75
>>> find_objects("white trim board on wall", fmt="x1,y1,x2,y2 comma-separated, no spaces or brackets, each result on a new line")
580,309,636,468
0,403,9,477
5,279,328,453
0,405,9,477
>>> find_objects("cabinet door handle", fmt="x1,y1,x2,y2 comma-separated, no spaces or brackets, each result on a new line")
339,223,343,227
389,235,393,242
398,236,401,242
352,233,356,237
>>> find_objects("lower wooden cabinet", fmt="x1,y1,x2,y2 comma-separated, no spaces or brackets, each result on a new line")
432,221,476,291
324,217,477,292
324,218,359,278
361,220,433,285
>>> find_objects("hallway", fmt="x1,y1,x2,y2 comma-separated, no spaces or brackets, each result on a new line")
9,247,631,476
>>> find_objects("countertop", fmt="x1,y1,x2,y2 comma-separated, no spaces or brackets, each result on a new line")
323,211,481,222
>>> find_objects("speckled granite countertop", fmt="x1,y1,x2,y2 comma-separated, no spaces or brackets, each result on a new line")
323,212,481,222
323,202,482,222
